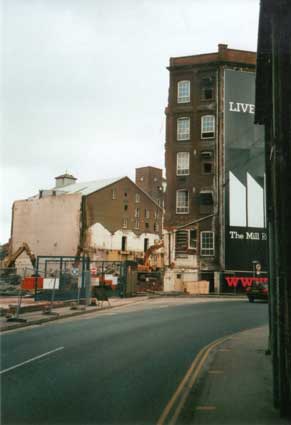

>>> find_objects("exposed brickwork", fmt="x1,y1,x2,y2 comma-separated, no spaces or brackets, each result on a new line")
164,44,257,277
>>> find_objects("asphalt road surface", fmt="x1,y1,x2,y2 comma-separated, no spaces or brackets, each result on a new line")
1,298,268,425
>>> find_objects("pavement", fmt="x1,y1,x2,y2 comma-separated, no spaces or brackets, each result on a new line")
178,325,289,425
0,295,150,332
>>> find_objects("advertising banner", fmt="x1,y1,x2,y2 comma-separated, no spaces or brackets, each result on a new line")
224,70,267,271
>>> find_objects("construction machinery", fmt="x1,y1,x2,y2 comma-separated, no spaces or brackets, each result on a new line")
0,242,36,269
137,240,164,272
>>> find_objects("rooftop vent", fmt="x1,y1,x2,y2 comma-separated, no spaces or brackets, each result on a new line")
54,173,77,188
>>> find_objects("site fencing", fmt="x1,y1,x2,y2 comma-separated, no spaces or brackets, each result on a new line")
20,256,138,302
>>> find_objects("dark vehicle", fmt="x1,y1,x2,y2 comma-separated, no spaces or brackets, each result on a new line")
246,280,268,302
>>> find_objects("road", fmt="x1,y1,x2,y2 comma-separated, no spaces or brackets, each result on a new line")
1,297,268,425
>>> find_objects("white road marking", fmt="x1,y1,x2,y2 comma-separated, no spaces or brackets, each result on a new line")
0,346,64,375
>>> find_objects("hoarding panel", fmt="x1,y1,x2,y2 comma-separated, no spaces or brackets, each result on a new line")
224,70,267,271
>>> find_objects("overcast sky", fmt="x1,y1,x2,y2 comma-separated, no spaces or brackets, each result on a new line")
1,0,261,243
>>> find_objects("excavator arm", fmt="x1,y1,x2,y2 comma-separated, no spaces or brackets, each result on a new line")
2,242,36,268
144,240,164,268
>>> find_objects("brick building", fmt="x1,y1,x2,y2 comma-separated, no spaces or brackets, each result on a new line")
11,174,163,270
135,166,164,208
164,44,267,292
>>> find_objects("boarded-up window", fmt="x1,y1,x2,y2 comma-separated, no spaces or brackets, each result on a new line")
175,230,188,253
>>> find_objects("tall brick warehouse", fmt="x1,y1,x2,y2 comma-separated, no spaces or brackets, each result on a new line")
163,44,268,293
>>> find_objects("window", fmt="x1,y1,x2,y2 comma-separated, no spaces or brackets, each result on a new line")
200,151,213,174
177,80,190,103
134,220,140,229
135,193,140,203
199,191,214,205
154,222,159,232
145,209,150,219
154,210,159,219
135,207,140,218
175,229,197,253
175,231,188,252
202,162,213,174
112,189,117,200
200,231,214,256
145,222,149,229
200,151,213,159
199,191,213,214
201,77,214,100
121,236,127,251
144,238,149,252
176,190,189,213
176,152,190,175
189,229,197,250
124,205,128,211
201,115,215,139
122,218,128,229
177,117,190,141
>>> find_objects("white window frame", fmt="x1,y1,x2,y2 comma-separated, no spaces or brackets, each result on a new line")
145,209,150,219
134,207,140,218
177,117,190,141
176,190,189,214
201,115,215,139
122,218,128,229
134,220,140,229
177,80,190,103
176,152,190,176
200,231,215,256
112,188,117,200
135,193,140,203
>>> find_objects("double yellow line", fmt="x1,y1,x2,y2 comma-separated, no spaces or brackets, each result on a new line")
156,334,232,425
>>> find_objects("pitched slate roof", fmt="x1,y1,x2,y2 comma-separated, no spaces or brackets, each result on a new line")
55,176,163,209
55,177,124,196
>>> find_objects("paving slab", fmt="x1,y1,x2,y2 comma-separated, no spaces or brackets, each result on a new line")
179,325,289,425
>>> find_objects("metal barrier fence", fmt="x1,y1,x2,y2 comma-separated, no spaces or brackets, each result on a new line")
0,267,22,290
1,267,36,323
29,256,137,302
